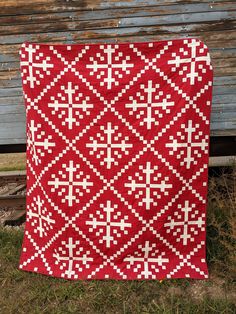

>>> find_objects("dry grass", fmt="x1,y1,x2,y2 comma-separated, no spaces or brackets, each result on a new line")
0,153,26,171
207,166,236,281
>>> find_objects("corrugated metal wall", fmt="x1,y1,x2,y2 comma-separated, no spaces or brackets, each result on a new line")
0,0,236,144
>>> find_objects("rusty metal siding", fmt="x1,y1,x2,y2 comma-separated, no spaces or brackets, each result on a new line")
0,0,235,144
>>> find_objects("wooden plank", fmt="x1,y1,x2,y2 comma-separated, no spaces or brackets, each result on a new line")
0,123,26,145
213,86,236,95
210,129,236,136
211,112,236,122
1,68,236,85
1,10,236,36
0,115,26,124
2,48,236,71
0,102,235,146
212,94,236,104
213,75,236,86
0,87,22,97
0,195,26,207
0,170,26,184
2,55,236,75
0,82,235,98
5,183,26,196
1,20,236,45
1,35,236,83
1,33,236,63
14,46,236,65
0,138,26,145
0,112,227,129
0,91,235,105
1,63,236,87
212,103,236,112
0,75,235,141
1,0,234,15
209,155,236,166
210,123,236,134
1,2,236,27
0,105,25,116
3,210,26,226
0,100,236,120
1,43,235,65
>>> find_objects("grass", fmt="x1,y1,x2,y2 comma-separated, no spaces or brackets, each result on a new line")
0,158,235,313
0,153,26,172
206,167,236,281
0,226,235,314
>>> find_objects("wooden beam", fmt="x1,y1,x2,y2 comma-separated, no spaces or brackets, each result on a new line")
209,155,236,166
3,209,26,226
0,194,26,208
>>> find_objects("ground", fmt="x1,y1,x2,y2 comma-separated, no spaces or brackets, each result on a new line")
0,153,26,171
0,153,235,313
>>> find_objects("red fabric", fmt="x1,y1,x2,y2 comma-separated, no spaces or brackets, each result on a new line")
19,38,213,280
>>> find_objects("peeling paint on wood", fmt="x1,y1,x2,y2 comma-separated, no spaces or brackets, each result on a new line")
0,0,236,145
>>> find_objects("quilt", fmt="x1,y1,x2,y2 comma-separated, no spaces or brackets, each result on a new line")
18,38,213,280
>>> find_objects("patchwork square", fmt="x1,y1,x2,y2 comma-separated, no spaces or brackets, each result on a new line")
18,38,213,280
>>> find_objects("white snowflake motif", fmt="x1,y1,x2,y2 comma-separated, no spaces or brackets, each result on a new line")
125,162,172,210
126,80,175,129
53,237,93,279
86,200,132,248
27,120,55,166
165,120,208,169
164,201,205,245
27,195,55,237
86,122,133,169
48,82,93,129
48,160,93,207
167,38,211,85
86,44,134,89
21,44,54,88
124,241,169,279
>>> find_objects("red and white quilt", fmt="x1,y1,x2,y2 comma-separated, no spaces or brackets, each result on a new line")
19,38,213,280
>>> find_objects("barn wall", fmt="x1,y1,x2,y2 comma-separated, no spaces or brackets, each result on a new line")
0,0,236,144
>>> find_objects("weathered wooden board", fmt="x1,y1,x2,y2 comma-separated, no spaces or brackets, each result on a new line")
0,0,236,145
0,0,235,15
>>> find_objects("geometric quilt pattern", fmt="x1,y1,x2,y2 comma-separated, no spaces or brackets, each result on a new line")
18,38,213,280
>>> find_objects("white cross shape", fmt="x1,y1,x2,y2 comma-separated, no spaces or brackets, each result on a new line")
168,39,211,85
53,237,93,279
164,200,205,245
28,120,55,165
86,200,131,248
86,45,133,89
166,120,208,169
28,195,55,237
48,160,93,207
125,162,172,210
124,241,169,279
126,80,175,129
21,45,53,88
86,122,133,169
48,82,93,129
